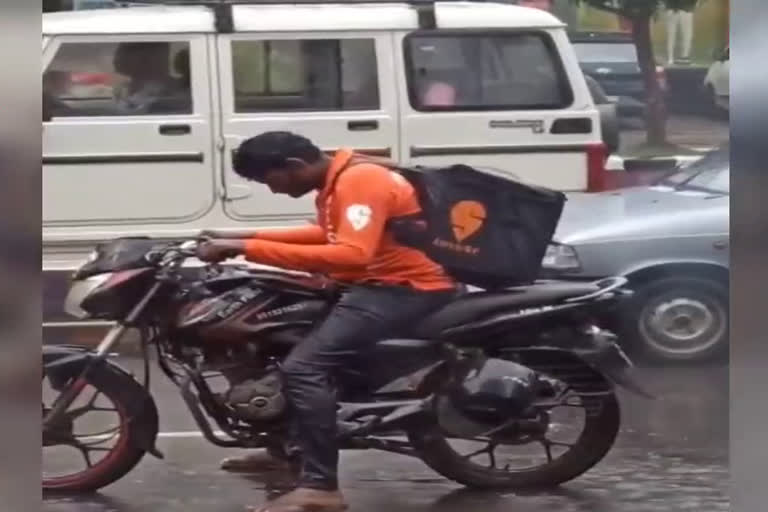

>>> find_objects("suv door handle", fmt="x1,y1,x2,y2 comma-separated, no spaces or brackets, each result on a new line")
347,120,379,131
159,124,191,136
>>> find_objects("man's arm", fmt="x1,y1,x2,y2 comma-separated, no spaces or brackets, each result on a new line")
242,166,391,273
257,226,326,244
202,225,326,244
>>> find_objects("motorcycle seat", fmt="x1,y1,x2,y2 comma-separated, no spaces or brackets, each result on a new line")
415,280,606,336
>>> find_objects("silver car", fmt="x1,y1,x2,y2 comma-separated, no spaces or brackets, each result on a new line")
542,147,729,362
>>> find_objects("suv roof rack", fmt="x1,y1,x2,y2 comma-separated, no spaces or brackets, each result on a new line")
123,0,461,32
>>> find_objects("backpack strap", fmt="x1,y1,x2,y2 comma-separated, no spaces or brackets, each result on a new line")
326,157,358,194
321,154,387,236
326,153,397,193
323,153,427,244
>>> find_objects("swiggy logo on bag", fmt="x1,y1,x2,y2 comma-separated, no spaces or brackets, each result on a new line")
432,200,486,255
451,201,486,241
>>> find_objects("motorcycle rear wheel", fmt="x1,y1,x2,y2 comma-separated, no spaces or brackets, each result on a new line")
407,392,620,489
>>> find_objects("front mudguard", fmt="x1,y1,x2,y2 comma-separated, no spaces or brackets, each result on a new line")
43,344,163,458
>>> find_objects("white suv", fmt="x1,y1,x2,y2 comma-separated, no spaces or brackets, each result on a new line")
42,0,605,271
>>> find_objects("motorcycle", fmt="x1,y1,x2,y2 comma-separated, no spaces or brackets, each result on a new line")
42,237,651,493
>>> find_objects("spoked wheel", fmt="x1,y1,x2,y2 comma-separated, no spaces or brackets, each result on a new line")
407,387,621,489
42,370,147,493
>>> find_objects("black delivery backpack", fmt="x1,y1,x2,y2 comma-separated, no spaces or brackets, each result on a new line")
386,164,567,290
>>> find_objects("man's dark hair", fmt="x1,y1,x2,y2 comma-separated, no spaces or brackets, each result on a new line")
233,131,323,181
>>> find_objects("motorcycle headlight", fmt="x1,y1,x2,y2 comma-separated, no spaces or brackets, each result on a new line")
542,244,581,272
63,274,112,319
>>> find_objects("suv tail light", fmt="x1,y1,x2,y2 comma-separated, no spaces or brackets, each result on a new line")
586,142,608,192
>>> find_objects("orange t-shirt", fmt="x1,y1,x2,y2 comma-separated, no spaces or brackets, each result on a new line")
244,149,455,291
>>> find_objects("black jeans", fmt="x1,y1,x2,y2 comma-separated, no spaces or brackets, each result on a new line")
280,284,455,491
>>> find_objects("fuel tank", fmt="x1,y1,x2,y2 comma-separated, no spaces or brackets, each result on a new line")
175,271,333,343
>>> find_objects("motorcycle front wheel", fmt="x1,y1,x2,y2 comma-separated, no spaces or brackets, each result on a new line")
42,364,149,493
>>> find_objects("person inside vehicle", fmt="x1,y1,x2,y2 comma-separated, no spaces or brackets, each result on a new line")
197,132,458,512
421,80,458,106
112,42,190,115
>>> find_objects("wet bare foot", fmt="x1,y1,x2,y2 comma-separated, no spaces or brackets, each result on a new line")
247,487,347,512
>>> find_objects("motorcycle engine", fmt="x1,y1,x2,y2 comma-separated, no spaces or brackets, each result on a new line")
221,369,287,423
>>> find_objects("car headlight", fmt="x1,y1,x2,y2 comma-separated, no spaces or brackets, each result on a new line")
542,244,581,272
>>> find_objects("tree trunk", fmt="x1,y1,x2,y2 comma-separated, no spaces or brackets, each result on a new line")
631,14,668,146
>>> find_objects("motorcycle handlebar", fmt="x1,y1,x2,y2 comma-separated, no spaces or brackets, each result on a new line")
179,239,203,256
148,240,199,267
157,238,239,267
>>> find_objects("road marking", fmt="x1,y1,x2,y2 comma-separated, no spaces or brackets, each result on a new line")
157,431,223,438
43,320,116,328
80,431,225,442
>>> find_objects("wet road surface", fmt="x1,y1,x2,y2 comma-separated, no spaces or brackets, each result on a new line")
43,360,728,512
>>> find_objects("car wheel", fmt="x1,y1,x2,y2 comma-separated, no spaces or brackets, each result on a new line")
622,277,729,363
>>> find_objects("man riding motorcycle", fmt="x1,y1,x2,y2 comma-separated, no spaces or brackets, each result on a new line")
197,131,459,512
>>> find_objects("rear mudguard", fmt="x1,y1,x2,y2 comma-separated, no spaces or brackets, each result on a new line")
43,344,163,458
373,328,654,399
571,330,655,399
513,328,655,399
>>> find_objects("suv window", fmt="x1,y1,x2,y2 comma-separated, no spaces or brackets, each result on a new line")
43,41,192,118
232,38,379,112
405,32,571,111
43,41,192,117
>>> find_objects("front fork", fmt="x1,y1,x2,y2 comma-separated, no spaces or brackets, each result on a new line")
43,282,163,429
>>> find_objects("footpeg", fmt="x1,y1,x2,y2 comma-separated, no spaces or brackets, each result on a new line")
337,418,380,440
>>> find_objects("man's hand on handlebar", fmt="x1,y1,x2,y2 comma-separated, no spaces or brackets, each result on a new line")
196,239,246,263
198,229,258,239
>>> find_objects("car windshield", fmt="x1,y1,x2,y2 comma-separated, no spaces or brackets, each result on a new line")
573,42,638,63
657,148,730,195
